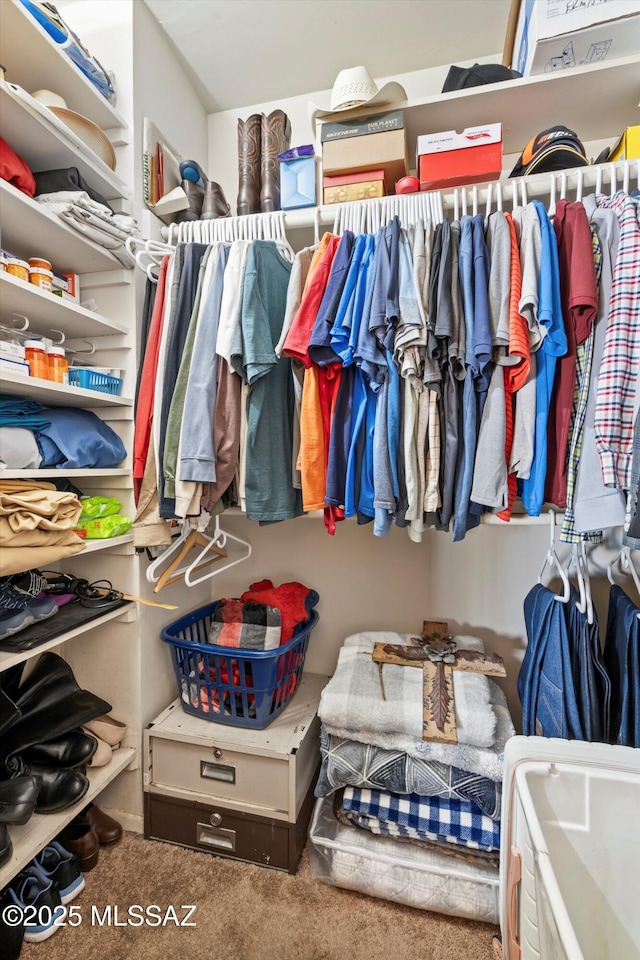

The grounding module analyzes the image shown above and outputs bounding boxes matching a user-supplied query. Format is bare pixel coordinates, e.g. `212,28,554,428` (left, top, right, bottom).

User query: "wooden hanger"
153,529,227,593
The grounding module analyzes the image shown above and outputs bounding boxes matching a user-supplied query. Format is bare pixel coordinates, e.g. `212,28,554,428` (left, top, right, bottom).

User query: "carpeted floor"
32,832,498,960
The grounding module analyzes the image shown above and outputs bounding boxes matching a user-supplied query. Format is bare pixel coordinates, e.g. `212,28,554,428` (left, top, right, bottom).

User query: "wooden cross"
372,620,506,744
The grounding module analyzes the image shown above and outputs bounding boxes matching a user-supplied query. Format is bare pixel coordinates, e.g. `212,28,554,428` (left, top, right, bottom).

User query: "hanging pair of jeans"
567,598,611,743
604,584,640,748
520,583,583,739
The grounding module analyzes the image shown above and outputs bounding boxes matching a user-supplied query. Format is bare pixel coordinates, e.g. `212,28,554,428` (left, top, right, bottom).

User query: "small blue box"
280,156,316,210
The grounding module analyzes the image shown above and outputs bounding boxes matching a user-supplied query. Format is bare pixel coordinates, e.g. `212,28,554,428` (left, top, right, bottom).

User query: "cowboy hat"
30,89,116,171
308,66,407,124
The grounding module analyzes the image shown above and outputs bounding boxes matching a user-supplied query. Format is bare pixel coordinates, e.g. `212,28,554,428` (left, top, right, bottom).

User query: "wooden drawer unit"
144,673,328,872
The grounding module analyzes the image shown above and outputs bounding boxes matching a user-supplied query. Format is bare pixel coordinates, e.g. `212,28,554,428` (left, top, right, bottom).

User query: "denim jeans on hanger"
520,583,583,739
604,584,640,748
567,594,610,743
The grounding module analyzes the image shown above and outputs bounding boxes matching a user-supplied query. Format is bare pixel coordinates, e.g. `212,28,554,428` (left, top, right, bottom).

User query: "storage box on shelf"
144,674,328,874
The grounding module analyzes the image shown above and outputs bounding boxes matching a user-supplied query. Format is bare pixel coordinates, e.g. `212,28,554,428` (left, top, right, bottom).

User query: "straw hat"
308,66,407,124
31,89,116,171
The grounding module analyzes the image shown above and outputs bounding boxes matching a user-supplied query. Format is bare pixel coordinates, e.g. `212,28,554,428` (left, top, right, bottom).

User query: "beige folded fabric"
0,479,86,573
0,540,85,576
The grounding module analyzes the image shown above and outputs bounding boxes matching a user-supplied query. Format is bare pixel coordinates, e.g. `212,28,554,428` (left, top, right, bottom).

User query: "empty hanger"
184,516,252,586
608,545,640,617
152,526,227,593
539,510,571,602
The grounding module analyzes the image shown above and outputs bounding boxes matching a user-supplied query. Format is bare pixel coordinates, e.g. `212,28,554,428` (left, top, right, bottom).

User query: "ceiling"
143,0,513,114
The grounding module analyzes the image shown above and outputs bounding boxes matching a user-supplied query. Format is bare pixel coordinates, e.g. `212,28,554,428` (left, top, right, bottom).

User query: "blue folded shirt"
35,408,126,469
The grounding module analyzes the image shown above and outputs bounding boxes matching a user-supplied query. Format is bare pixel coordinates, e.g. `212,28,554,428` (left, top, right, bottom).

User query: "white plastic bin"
500,737,640,959
309,795,499,923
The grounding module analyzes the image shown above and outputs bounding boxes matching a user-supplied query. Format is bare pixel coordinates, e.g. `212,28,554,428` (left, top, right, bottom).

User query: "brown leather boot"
201,181,231,219
237,113,262,216
260,109,291,213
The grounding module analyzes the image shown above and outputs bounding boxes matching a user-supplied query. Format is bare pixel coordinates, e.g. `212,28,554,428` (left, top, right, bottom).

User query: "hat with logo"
442,63,521,93
509,125,588,178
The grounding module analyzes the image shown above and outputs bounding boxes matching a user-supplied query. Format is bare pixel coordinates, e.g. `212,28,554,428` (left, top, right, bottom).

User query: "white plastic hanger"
567,541,594,624
608,545,640,616
548,174,557,217
496,181,503,212
184,516,252,586
539,510,571,602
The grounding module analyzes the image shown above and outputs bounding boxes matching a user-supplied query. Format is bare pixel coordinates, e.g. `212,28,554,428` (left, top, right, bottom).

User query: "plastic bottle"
47,345,69,384
24,339,48,379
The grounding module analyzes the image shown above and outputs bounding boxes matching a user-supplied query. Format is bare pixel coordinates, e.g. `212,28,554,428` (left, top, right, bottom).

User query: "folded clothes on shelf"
34,167,114,211
35,190,138,267
0,480,85,575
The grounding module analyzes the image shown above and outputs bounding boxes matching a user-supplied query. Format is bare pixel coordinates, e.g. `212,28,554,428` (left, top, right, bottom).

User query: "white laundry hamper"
500,736,640,960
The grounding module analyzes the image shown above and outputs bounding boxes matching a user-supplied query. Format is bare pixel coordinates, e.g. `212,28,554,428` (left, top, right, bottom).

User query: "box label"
321,110,405,143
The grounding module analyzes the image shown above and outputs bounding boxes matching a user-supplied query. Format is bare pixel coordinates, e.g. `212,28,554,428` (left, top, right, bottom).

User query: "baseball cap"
442,63,521,93
510,125,589,178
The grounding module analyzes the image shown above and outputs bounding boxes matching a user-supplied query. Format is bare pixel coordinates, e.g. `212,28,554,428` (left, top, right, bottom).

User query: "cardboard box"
323,168,385,203
609,125,640,162
320,110,405,144
280,156,316,210
511,0,640,77
0,340,26,361
417,124,503,190
321,113,408,194
0,357,30,376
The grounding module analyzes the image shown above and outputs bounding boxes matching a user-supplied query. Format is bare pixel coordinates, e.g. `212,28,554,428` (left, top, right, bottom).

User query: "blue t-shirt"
521,200,568,516
308,231,354,366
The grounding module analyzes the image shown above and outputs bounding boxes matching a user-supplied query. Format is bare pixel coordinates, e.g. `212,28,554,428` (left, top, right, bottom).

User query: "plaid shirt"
594,192,640,490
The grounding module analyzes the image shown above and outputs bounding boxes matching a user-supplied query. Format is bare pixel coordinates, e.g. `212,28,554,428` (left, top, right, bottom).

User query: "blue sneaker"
9,865,63,942
33,841,85,904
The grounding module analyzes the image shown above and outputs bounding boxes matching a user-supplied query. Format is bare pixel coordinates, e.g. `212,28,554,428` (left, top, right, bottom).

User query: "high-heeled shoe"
178,179,204,220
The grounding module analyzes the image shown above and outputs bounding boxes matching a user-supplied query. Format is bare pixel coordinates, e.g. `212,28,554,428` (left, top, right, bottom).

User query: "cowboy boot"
260,109,292,213
237,114,262,216
201,181,231,220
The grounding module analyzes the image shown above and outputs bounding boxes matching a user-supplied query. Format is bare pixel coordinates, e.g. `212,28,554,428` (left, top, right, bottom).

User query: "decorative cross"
372,620,506,744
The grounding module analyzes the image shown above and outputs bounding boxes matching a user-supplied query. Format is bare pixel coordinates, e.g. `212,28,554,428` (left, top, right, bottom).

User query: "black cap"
442,63,521,93
510,125,589,178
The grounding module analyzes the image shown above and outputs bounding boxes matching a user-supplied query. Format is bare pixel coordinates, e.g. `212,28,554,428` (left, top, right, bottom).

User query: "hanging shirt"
521,201,568,517
573,196,625,533
545,200,598,508
282,235,339,366
593,191,640,490
308,231,354,366
241,241,300,522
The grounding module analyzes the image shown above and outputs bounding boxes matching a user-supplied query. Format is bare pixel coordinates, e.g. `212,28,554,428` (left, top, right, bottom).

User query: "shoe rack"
0,0,137,888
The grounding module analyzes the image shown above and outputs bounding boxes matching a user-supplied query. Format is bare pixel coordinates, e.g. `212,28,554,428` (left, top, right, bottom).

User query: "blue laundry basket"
161,602,318,729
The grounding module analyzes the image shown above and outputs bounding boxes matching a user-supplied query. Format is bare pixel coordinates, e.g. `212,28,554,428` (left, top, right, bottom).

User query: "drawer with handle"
145,792,292,871
150,737,290,812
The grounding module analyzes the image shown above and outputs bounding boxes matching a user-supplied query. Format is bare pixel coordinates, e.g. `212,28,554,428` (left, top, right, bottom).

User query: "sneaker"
33,841,85,904
0,591,58,641
9,865,63,942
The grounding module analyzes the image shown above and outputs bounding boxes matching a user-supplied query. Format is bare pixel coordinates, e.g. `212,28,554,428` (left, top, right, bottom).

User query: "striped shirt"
594,192,640,490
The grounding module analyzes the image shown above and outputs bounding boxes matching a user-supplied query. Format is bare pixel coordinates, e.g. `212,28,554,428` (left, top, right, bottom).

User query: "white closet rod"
157,158,639,250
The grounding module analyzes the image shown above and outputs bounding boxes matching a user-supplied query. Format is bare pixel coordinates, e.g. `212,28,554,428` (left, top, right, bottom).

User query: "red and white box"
417,124,503,191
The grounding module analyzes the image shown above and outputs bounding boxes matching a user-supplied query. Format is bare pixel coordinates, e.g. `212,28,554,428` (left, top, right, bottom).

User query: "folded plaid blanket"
341,787,501,852
207,599,281,650
317,725,501,819
318,632,496,749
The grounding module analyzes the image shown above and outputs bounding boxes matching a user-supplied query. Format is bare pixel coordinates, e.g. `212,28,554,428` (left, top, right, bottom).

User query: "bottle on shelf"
47,345,69,384
24,338,48,379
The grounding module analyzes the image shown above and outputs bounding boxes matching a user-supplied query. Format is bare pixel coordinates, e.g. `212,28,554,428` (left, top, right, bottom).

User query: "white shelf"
80,533,134,554
402,55,640,157
0,747,136,887
0,603,135,672
0,272,128,338
0,181,123,274
0,370,131,408
0,0,128,132
0,468,130,478
0,81,128,202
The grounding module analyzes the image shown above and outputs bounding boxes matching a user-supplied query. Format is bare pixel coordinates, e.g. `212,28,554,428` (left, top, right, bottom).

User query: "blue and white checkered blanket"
341,787,501,852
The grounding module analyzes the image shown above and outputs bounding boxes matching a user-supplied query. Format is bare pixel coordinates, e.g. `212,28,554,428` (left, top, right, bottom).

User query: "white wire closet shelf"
159,158,640,249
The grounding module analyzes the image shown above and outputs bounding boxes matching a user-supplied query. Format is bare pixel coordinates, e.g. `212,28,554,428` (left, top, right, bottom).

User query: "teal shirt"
241,241,302,522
